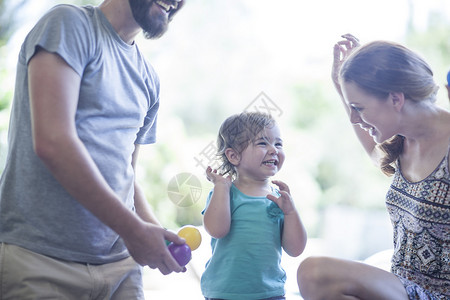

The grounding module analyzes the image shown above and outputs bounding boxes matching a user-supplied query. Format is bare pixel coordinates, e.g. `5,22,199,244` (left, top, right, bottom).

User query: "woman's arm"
333,34,378,161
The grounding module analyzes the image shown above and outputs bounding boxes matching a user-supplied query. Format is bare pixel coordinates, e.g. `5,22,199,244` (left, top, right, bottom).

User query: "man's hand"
123,222,186,275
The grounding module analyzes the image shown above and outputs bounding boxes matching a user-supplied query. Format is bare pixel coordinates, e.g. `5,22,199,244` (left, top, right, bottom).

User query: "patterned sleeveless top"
386,143,450,298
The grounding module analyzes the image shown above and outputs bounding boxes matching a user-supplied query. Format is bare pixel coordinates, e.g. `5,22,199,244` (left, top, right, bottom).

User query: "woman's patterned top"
386,144,450,298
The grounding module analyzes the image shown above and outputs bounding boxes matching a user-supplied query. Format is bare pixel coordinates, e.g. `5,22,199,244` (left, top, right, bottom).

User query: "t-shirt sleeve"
22,5,93,76
135,102,159,145
135,63,161,145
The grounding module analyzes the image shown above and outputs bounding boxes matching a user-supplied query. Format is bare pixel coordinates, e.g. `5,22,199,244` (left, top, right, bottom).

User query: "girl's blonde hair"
340,41,439,176
216,111,276,177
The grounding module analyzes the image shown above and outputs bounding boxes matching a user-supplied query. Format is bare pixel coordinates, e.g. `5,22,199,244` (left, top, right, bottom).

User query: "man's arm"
132,144,161,225
28,49,184,274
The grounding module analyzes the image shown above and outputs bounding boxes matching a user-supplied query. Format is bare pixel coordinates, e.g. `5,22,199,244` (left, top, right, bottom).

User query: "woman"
297,34,450,299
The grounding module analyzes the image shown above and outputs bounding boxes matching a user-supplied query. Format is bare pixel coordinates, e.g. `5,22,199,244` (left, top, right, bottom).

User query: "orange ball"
177,225,202,251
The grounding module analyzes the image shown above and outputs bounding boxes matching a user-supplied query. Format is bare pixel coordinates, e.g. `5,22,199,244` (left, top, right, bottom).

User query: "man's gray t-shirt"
0,5,160,264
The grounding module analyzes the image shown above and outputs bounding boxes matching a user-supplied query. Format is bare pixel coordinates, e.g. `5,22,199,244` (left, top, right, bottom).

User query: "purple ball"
168,243,192,266
447,70,450,85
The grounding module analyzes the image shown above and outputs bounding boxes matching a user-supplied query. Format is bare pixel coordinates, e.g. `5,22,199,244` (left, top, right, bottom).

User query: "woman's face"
341,81,400,143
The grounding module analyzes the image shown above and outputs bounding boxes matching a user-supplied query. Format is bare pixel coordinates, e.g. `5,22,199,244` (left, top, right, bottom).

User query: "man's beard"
129,0,168,40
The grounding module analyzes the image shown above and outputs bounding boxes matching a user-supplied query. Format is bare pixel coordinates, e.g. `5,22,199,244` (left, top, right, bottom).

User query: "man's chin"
141,13,169,39
143,26,168,39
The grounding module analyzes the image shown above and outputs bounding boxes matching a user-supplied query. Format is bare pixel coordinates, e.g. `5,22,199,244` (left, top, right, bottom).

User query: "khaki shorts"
0,243,144,300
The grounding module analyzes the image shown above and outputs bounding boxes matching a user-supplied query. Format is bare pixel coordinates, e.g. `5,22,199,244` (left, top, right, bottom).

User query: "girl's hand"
266,180,296,215
332,33,360,95
206,166,232,187
269,180,307,257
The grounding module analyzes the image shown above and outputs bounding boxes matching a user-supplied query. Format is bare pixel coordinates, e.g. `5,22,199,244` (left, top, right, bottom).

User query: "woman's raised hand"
332,34,360,95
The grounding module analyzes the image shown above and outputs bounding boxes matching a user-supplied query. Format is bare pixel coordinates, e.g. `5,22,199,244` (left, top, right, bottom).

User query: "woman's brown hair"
340,41,438,175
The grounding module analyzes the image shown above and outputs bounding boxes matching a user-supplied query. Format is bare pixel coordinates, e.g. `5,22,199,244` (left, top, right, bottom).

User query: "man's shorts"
0,243,144,300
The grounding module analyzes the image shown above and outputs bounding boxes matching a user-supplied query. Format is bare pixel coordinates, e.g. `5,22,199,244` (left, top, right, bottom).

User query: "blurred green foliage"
0,0,27,47
406,11,450,89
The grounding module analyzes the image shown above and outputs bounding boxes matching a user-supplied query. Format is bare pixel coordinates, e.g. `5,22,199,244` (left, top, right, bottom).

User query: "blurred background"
1,0,449,298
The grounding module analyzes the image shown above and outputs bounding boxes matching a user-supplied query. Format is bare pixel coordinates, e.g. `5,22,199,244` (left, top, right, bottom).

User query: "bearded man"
0,0,186,298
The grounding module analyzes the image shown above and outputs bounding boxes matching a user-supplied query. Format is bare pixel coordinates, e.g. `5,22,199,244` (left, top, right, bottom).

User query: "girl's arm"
267,180,307,257
203,167,232,239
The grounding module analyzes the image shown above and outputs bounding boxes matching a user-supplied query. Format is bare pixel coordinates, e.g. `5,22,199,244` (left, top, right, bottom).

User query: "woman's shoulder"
433,113,450,179
434,108,450,151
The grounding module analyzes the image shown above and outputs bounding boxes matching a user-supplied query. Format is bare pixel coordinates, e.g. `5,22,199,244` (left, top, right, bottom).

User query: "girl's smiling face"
342,81,400,144
235,124,285,181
